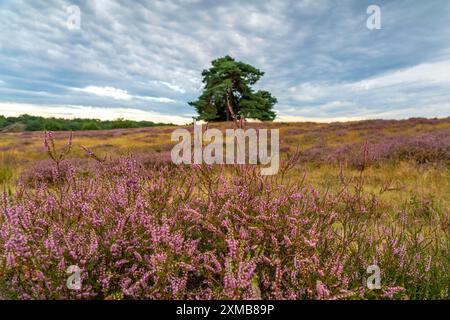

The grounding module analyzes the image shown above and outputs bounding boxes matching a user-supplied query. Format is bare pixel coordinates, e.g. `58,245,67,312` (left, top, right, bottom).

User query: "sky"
1,0,450,124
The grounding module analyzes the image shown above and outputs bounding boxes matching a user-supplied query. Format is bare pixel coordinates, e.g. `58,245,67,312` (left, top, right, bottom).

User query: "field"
0,117,449,299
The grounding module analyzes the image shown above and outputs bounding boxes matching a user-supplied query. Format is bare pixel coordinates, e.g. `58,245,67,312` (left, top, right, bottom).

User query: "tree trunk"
226,89,236,121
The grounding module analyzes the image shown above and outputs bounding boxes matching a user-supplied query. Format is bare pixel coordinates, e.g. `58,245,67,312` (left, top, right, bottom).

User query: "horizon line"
1,102,449,126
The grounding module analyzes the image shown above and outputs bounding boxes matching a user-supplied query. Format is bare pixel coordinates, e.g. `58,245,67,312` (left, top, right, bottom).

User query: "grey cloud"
0,0,449,121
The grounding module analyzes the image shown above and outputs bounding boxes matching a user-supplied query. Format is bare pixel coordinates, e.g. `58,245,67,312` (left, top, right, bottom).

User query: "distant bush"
0,114,173,132
81,122,100,131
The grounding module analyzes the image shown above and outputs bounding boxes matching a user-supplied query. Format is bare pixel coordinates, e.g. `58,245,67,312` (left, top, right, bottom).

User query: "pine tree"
189,56,277,121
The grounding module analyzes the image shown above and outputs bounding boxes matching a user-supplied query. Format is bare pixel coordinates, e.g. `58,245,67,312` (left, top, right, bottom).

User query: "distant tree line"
0,114,173,132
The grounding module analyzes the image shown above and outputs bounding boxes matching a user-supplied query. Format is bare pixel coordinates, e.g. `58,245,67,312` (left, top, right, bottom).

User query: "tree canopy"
189,56,277,121
0,114,173,132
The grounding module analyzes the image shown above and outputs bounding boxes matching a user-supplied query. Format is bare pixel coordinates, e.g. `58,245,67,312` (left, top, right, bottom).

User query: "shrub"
0,133,447,299
301,130,450,168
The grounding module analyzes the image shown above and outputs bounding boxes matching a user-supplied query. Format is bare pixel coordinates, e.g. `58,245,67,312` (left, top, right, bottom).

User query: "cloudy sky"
1,0,450,124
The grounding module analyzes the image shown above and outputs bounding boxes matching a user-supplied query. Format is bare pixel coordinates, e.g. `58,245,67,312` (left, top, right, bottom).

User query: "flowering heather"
302,130,450,168
19,157,93,185
0,132,448,300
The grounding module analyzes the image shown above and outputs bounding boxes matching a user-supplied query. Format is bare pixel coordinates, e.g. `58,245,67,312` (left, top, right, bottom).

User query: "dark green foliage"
189,56,277,121
0,114,173,132
0,116,7,129
239,90,277,121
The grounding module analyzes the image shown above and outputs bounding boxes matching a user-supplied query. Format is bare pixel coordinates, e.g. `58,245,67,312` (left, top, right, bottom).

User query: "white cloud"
73,86,132,100
137,96,177,103
351,60,450,91
283,59,450,119
276,103,450,123
288,83,328,102
276,115,366,123
289,60,450,103
1,1,450,121
72,86,177,103
153,81,186,94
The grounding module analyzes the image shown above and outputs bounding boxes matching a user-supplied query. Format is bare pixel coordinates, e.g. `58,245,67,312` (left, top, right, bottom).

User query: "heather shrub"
285,128,306,135
19,157,93,185
302,130,450,168
0,132,448,300
133,151,173,168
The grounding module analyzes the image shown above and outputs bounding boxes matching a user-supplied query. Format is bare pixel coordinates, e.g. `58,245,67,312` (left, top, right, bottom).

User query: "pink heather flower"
110,244,119,256
43,131,53,150
291,193,302,200
315,281,330,300
425,256,432,272
226,239,238,258
115,259,129,267
239,228,249,239
133,251,143,262
304,238,317,248
382,286,406,299
36,271,45,281
283,235,292,246
221,219,230,228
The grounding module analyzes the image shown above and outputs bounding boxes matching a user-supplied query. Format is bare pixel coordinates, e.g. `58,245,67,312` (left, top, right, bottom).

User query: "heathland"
0,117,448,299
